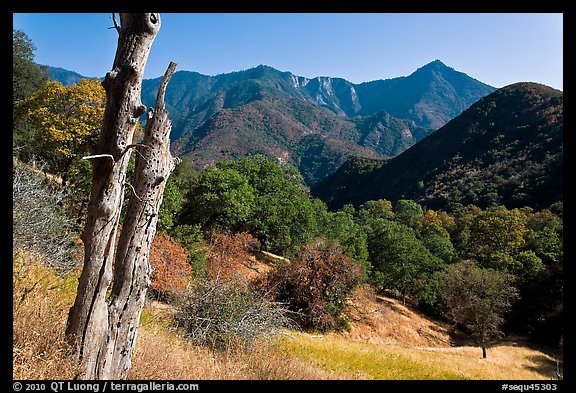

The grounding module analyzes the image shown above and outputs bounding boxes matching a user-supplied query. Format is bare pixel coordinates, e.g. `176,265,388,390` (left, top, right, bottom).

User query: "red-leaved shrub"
207,232,262,286
149,233,191,300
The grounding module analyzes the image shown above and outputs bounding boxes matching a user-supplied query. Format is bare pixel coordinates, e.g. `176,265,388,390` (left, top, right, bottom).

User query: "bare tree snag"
65,13,171,379
96,61,178,379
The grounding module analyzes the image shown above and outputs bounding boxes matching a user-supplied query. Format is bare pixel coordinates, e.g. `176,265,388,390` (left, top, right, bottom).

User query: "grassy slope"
277,284,561,380
279,333,560,380
13,252,561,380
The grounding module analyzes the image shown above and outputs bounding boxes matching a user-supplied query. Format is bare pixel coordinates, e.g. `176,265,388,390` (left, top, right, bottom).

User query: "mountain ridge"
47,60,496,184
312,82,563,211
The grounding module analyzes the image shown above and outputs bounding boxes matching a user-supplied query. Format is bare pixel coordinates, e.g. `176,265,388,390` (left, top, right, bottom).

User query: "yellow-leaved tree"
22,78,106,186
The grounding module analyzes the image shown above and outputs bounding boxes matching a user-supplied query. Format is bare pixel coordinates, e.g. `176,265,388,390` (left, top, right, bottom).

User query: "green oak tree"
439,260,519,358
394,199,424,229
367,219,444,305
183,166,256,232
466,205,543,278
318,204,371,277
181,155,325,256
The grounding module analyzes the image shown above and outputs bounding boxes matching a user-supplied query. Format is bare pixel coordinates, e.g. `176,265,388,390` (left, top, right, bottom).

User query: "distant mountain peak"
428,59,447,67
415,59,453,73
254,64,275,71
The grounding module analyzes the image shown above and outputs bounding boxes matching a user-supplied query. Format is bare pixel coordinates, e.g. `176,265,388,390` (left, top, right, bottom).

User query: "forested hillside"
314,82,563,212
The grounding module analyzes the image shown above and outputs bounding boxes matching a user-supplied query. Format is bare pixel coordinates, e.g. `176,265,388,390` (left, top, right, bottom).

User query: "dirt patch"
208,252,272,286
333,284,453,348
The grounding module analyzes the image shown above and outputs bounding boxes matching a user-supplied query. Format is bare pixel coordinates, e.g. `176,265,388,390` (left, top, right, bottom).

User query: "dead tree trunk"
96,61,178,379
65,13,171,379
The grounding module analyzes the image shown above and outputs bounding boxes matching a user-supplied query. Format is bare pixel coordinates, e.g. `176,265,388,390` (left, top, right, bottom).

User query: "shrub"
12,158,79,273
149,233,192,301
206,231,261,286
175,278,293,351
170,224,209,279
258,238,362,332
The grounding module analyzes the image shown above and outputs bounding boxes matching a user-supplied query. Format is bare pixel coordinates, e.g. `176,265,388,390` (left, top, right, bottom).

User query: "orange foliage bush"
206,232,262,285
149,233,192,300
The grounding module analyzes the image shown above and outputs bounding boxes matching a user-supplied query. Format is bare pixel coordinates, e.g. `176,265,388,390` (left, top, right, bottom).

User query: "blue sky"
13,13,563,90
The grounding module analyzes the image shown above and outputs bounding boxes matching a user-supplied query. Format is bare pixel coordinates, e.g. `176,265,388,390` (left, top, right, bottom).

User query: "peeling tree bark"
65,13,177,379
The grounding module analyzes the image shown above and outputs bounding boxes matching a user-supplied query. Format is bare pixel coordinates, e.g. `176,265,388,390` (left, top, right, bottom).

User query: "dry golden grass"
13,251,79,379
407,343,562,380
13,251,562,381
278,332,562,380
129,324,340,380
338,284,453,348
132,302,340,380
12,253,333,380
278,332,462,380
285,285,561,380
